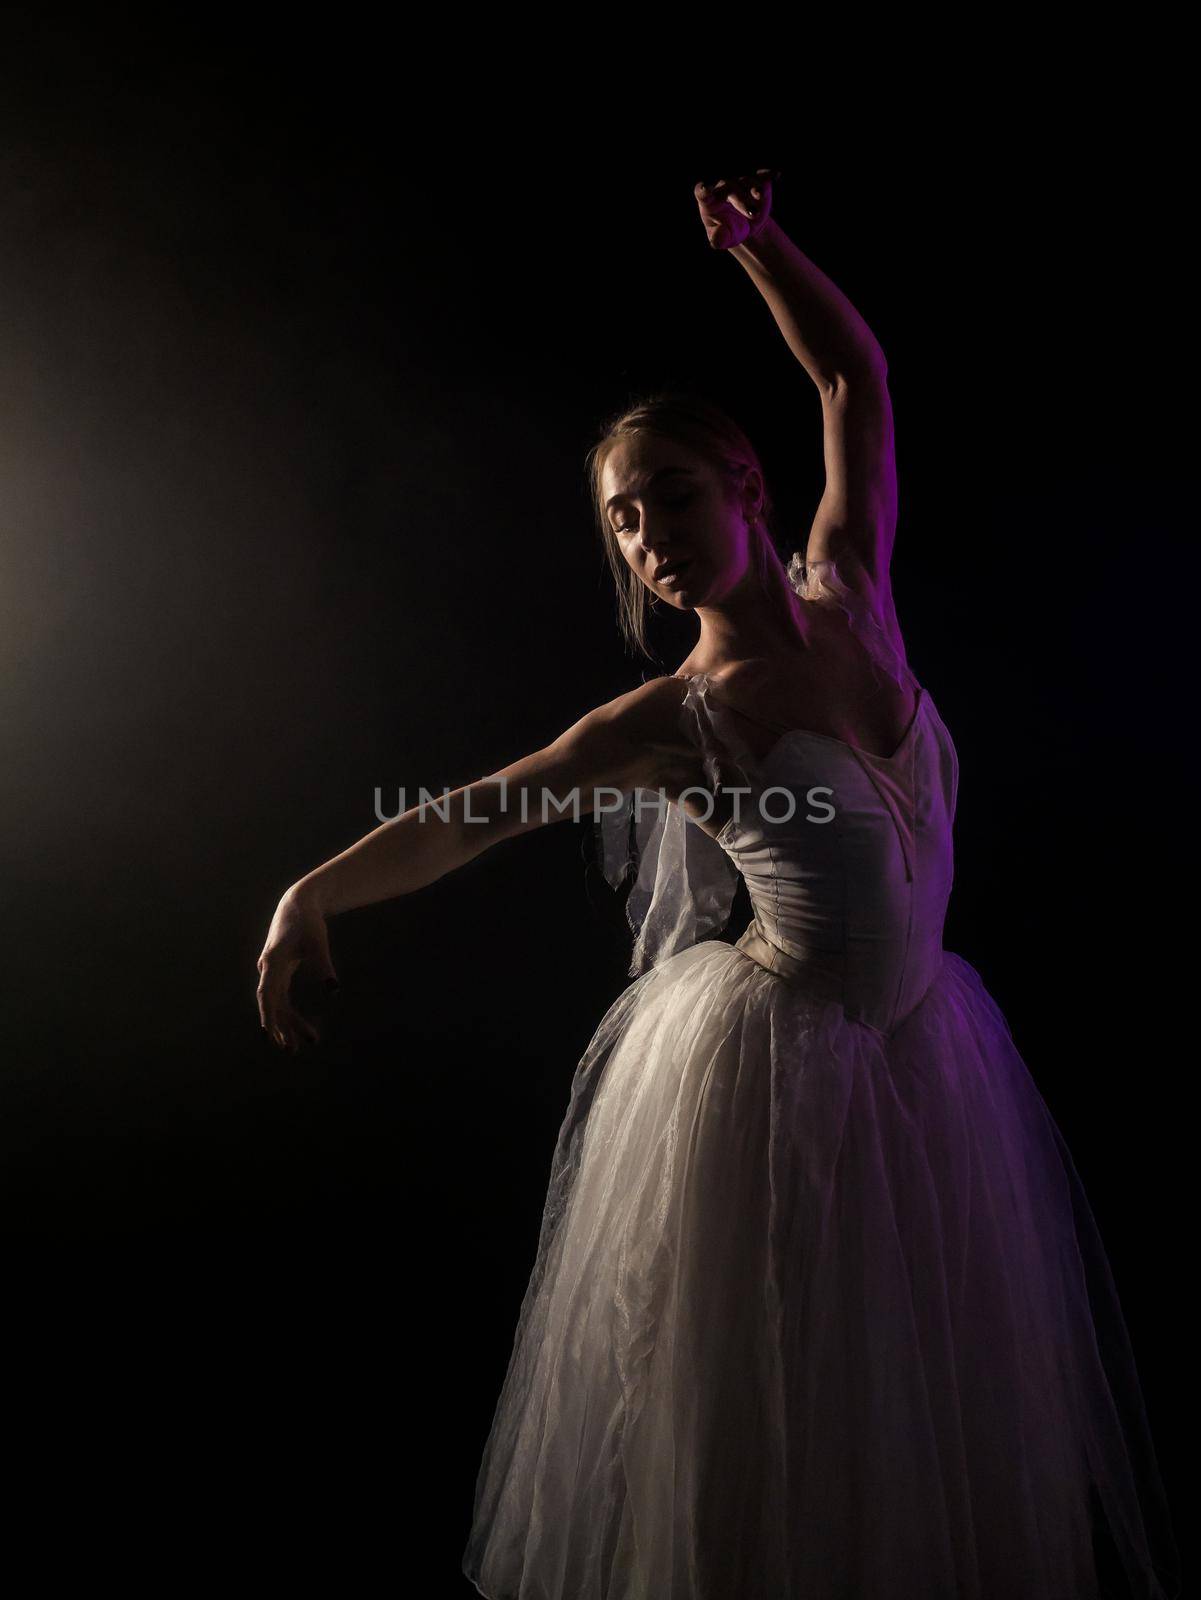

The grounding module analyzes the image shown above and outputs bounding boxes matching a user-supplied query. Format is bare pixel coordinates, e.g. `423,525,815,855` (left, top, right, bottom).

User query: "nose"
637,512,681,558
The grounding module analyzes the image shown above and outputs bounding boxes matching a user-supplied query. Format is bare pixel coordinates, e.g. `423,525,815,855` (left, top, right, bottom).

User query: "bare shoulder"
475,674,700,811
554,673,701,795
583,672,692,740
450,675,705,856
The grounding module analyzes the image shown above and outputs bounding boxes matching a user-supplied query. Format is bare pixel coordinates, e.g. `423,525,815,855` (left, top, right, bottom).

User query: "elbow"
823,347,889,397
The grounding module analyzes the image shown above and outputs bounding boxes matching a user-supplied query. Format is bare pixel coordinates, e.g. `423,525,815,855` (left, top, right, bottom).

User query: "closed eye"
613,493,693,535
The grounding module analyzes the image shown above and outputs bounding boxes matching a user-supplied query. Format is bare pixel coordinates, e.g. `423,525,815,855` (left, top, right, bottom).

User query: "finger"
257,957,297,1016
700,172,779,198
273,1020,301,1055
280,1002,321,1048
261,992,311,1052
699,176,762,226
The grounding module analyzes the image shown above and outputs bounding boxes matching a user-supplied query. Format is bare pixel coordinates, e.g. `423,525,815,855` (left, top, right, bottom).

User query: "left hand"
256,885,338,1054
694,168,781,251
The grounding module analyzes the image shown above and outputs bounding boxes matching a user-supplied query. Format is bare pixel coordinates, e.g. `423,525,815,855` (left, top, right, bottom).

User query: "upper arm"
806,371,899,612
451,678,699,857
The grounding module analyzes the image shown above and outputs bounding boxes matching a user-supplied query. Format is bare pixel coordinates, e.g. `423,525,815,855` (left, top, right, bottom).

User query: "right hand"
256,886,339,1054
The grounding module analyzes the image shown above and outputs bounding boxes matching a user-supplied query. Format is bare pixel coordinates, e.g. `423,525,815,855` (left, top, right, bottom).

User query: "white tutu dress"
462,564,1180,1600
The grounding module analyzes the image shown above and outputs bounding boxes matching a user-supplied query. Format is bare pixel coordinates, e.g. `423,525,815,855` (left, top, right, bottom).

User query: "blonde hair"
585,389,801,658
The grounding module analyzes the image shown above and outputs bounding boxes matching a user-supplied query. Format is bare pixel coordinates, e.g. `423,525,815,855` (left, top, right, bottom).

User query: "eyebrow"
604,466,694,514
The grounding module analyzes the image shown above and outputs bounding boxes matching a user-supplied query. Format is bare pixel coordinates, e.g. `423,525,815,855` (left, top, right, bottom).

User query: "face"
600,433,761,610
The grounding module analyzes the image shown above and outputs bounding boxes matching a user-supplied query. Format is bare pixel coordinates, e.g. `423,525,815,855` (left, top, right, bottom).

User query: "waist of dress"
732,920,845,1003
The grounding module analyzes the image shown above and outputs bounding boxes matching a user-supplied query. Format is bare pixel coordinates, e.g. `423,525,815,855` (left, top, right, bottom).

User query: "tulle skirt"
462,941,1180,1600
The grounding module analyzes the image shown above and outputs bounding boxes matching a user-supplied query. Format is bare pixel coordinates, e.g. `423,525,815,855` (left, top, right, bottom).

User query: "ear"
741,466,765,521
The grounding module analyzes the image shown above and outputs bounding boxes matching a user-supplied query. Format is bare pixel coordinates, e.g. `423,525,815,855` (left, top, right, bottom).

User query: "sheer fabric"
785,551,910,692
464,945,1179,1599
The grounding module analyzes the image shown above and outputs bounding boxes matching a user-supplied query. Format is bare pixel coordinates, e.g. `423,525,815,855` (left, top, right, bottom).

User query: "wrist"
728,215,788,269
286,874,329,917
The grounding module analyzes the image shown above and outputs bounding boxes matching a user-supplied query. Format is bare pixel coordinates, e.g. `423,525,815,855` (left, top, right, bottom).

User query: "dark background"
0,19,1191,1594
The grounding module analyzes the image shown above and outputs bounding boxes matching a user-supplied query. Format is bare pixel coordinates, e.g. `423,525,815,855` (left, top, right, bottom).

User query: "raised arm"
700,188,886,388
696,174,900,644
255,676,699,1051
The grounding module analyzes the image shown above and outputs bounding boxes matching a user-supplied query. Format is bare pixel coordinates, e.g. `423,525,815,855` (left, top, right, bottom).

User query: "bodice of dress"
596,670,961,1037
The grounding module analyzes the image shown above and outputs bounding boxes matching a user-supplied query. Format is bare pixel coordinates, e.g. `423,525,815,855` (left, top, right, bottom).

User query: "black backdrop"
0,21,1191,1595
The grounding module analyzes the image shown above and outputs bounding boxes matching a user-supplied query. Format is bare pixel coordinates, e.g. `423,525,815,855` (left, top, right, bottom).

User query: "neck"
687,573,812,673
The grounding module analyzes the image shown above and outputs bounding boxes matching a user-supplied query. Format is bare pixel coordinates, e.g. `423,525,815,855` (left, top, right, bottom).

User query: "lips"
654,559,693,582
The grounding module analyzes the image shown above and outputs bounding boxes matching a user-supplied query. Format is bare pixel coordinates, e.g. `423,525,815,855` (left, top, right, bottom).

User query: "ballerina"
256,169,1180,1600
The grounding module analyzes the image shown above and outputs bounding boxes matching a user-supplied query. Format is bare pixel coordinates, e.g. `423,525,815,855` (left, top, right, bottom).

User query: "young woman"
256,172,1180,1599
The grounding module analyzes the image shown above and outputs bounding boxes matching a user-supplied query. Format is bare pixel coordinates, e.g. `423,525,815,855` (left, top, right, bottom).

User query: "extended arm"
256,676,700,1050
287,677,695,918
